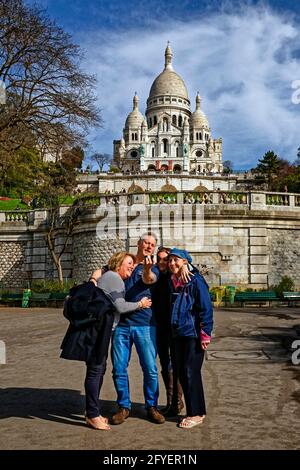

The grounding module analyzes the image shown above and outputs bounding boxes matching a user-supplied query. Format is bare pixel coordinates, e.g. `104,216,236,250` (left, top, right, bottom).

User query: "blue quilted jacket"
169,273,213,338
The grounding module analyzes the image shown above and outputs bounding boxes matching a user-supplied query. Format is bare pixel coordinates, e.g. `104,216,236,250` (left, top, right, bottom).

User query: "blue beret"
169,248,192,264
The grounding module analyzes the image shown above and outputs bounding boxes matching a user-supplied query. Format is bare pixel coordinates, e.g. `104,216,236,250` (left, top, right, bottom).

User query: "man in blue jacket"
111,233,165,425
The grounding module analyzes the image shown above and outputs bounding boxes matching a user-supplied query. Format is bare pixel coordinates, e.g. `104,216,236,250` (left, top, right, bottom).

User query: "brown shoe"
111,407,130,425
147,407,165,424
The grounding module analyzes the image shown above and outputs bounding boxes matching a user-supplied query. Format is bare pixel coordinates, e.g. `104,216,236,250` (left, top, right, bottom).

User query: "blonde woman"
61,252,151,430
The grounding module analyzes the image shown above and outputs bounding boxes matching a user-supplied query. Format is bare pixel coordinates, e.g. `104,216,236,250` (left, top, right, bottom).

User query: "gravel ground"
0,306,300,450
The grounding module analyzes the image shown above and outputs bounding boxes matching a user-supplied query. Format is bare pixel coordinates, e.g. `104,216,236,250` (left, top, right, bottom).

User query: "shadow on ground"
0,387,153,426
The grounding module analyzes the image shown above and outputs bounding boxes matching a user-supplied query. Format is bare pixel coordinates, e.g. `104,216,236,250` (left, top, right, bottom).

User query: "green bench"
0,293,23,306
282,292,300,307
234,291,278,307
49,292,68,307
29,292,52,306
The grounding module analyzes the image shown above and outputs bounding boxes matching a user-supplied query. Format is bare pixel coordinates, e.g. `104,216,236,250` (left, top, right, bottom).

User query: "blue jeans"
111,325,159,409
85,355,107,418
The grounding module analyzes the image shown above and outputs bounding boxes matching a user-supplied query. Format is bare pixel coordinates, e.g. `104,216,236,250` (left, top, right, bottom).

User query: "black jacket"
60,281,114,365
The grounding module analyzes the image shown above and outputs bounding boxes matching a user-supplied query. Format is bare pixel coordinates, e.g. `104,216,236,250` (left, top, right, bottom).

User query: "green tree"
222,160,233,175
255,151,281,190
0,147,46,197
294,147,300,167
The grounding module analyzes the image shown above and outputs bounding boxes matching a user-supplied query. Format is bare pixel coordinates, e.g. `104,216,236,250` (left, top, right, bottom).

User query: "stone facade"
72,232,125,283
268,229,300,287
113,45,223,175
98,174,237,193
0,241,27,288
1,192,300,289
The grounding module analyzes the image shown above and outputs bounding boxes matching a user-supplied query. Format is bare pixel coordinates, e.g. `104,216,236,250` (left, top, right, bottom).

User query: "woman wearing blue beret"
168,248,213,429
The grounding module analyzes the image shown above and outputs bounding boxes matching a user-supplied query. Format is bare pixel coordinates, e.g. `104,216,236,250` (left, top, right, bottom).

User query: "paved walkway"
0,306,300,450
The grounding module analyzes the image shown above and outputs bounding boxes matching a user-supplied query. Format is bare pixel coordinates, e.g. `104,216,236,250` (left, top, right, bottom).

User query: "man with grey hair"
110,232,166,425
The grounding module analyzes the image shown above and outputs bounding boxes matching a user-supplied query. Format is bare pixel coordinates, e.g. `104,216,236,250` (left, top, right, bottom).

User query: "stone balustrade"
0,190,300,226
4,211,29,223
1,189,300,290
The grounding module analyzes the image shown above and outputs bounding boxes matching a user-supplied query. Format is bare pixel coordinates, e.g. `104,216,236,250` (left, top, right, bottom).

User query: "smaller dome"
125,93,145,128
128,183,144,193
160,184,177,192
191,93,209,128
193,185,209,192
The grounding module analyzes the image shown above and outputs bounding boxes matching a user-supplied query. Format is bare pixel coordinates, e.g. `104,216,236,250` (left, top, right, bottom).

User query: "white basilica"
113,44,223,175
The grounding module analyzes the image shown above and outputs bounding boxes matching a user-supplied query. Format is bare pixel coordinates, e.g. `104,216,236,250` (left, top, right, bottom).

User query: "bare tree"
88,152,111,171
46,200,79,286
0,0,101,157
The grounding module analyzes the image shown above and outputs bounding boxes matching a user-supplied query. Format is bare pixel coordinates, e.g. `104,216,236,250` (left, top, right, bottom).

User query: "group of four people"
60,233,213,430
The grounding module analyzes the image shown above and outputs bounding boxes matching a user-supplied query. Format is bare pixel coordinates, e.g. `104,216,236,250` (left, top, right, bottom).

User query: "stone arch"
128,183,144,194
193,185,209,192
173,164,182,173
160,164,169,171
147,164,156,171
160,184,177,192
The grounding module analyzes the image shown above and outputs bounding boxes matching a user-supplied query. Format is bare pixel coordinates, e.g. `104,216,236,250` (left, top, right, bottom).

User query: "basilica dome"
191,93,209,128
148,45,189,101
149,70,189,100
125,93,145,128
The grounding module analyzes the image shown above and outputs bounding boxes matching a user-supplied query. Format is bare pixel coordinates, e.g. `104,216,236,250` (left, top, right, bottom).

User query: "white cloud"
83,5,300,167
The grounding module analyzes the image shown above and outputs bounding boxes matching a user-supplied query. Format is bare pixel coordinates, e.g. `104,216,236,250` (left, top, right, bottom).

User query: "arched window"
175,140,179,158
172,115,177,126
149,118,152,128
151,140,155,158
163,138,168,154
199,132,202,140
178,115,183,127
173,164,182,173
154,116,157,125
131,133,134,140
135,133,138,140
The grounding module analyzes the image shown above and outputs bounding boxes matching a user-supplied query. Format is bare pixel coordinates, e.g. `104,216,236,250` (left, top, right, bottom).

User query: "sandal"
86,416,111,431
178,416,205,429
84,412,108,424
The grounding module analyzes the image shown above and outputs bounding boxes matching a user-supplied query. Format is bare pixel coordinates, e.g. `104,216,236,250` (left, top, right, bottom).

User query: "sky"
27,0,300,169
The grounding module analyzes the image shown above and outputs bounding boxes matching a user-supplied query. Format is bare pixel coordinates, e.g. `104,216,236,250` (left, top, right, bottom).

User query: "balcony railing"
1,191,300,226
266,194,290,206
149,193,177,204
184,192,213,204
5,211,29,222
218,192,248,204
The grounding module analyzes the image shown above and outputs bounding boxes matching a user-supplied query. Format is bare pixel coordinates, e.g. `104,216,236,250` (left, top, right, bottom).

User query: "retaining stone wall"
268,229,300,287
72,232,126,282
0,241,27,288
